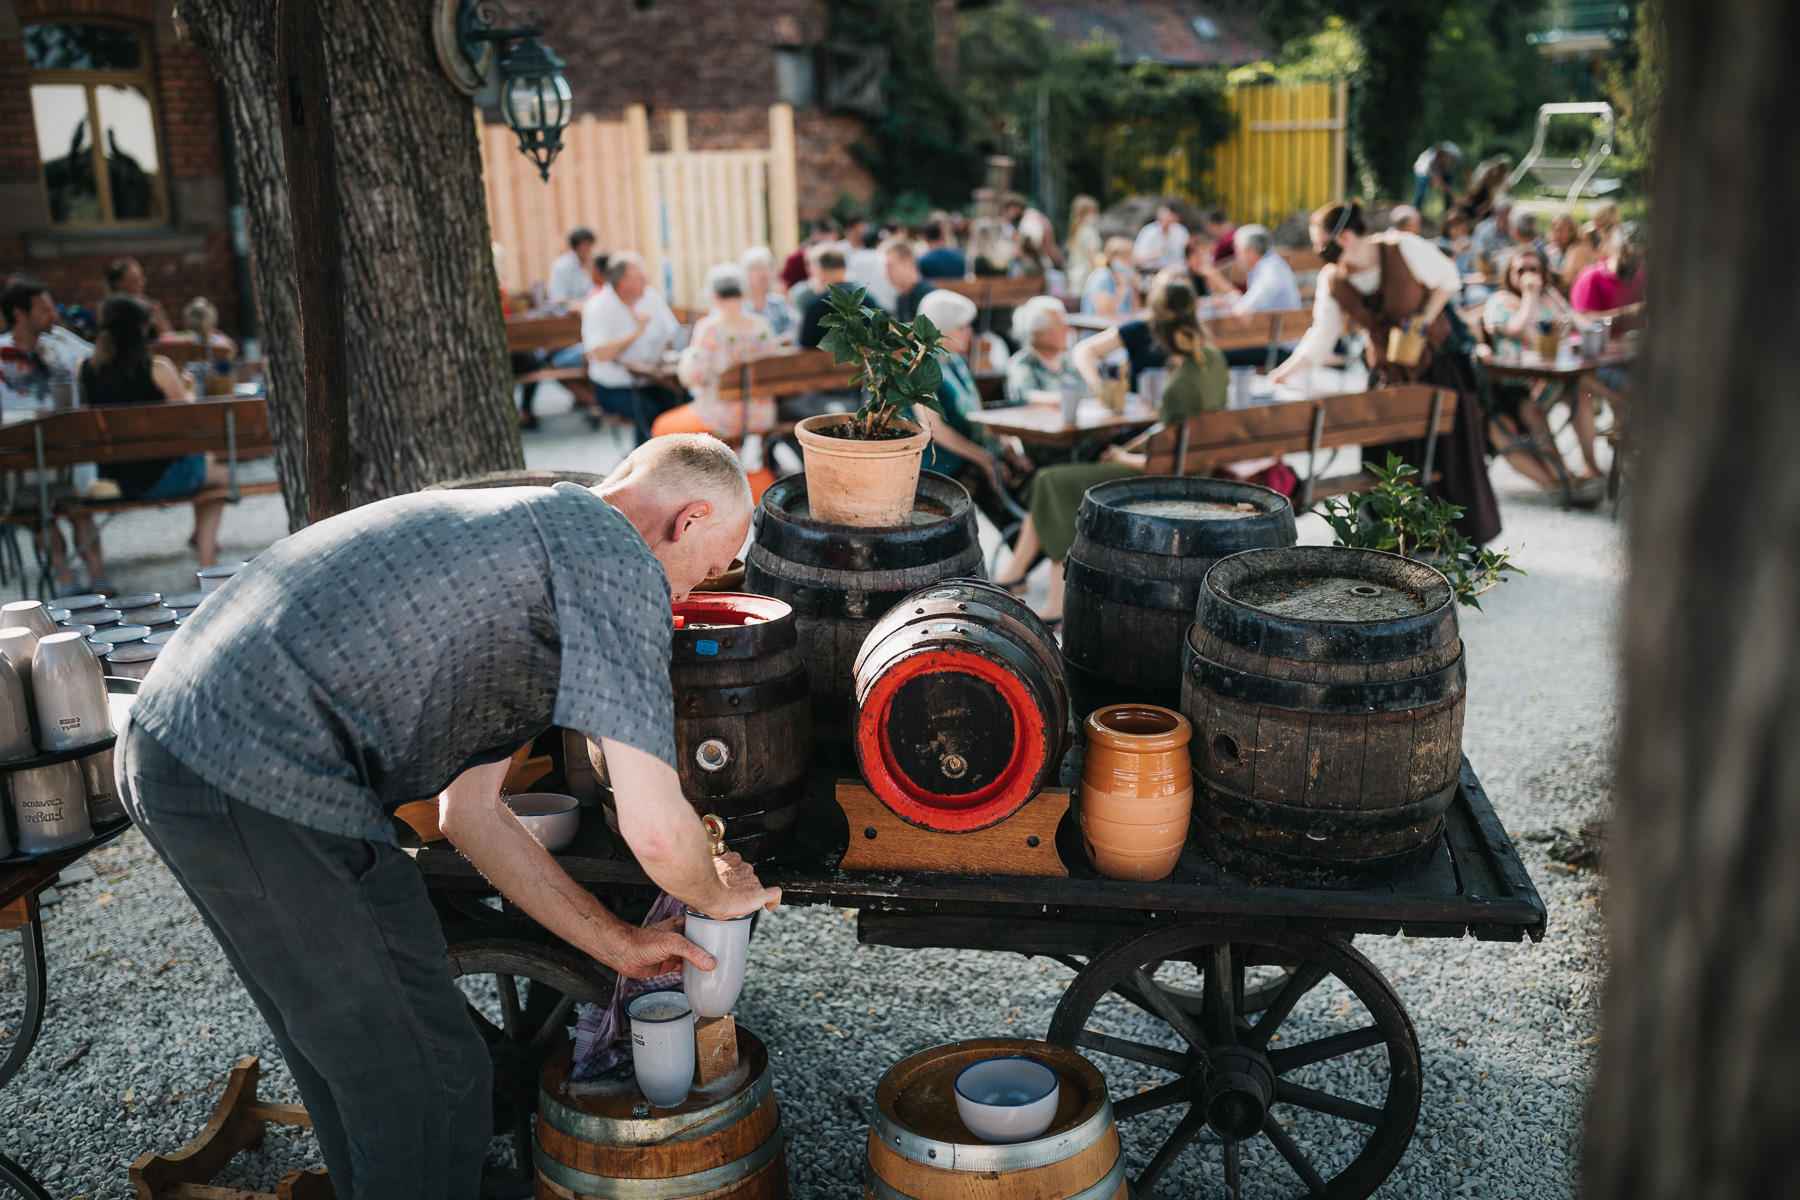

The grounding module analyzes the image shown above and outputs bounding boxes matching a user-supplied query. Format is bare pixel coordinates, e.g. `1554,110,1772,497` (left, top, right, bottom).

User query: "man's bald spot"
603,434,752,520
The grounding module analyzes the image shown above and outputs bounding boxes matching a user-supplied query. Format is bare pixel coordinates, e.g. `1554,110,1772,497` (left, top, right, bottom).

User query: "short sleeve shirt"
132,483,676,842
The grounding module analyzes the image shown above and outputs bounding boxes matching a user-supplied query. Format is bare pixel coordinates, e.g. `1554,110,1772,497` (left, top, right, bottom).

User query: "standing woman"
1268,201,1501,544
80,296,233,566
994,273,1228,624
1064,195,1103,297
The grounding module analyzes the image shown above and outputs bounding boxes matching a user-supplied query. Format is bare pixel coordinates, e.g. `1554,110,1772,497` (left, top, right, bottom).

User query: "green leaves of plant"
812,285,951,435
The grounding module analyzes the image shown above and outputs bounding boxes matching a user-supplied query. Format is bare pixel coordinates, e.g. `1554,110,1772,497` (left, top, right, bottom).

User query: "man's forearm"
586,328,640,364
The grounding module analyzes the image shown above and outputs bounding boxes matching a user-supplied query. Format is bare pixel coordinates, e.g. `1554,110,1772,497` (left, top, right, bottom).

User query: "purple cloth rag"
571,891,687,1081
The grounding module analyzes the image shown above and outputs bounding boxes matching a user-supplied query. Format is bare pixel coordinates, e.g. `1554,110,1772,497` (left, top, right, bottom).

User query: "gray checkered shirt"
132,483,675,841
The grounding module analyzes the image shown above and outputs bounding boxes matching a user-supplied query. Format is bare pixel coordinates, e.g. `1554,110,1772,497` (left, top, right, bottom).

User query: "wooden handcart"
409,748,1544,1200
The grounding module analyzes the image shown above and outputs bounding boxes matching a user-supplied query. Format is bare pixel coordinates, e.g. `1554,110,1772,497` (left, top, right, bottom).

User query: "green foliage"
1316,453,1524,608
815,287,948,440
1604,0,1663,191
825,0,982,211
1229,16,1363,86
1419,2,1553,169
957,2,1234,206
1343,0,1444,200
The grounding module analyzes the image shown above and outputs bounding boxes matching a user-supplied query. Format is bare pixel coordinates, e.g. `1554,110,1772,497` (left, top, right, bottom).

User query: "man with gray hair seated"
1004,295,1084,405
1189,223,1303,367
581,250,682,442
118,434,776,1188
1472,196,1515,265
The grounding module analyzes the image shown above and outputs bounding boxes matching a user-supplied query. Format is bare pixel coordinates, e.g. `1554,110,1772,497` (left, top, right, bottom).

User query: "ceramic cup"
196,563,247,593
0,651,35,762
144,629,178,646
116,606,177,630
56,594,109,613
9,760,92,853
1079,704,1194,882
0,627,38,740
32,631,111,752
164,591,208,613
682,910,755,1019
103,592,161,612
59,623,96,638
80,745,127,824
1,600,57,639
87,625,151,652
82,609,122,628
105,643,161,681
626,990,695,1108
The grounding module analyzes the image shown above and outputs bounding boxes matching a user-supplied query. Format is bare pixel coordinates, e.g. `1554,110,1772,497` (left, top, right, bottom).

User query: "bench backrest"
0,398,274,472
931,276,1046,310
1202,307,1314,354
716,349,861,402
505,313,582,355
1143,385,1457,477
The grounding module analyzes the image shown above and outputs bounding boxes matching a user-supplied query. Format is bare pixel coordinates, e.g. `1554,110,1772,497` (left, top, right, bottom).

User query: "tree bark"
1584,1,1800,1197
177,0,525,527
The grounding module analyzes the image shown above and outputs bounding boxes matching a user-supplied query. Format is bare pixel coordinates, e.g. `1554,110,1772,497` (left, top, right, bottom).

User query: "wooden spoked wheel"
449,939,615,1185
1047,924,1421,1200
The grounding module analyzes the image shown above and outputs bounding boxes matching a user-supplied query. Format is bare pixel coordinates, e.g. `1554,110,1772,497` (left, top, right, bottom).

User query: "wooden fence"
1203,82,1347,228
480,105,799,307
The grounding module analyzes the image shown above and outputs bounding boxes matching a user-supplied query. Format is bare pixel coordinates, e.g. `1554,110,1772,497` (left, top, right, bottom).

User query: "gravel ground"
1,381,1618,1197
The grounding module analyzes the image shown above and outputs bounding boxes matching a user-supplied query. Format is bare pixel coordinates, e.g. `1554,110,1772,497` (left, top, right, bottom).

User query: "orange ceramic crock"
1079,704,1194,881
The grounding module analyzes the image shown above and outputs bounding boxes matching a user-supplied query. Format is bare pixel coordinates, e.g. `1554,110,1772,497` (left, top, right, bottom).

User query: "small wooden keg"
590,593,810,863
534,1031,787,1200
853,580,1068,833
744,472,984,763
1061,476,1295,722
1181,546,1466,887
866,1039,1125,1200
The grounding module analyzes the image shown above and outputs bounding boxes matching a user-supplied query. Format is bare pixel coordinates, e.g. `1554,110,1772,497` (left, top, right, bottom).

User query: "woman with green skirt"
992,271,1228,625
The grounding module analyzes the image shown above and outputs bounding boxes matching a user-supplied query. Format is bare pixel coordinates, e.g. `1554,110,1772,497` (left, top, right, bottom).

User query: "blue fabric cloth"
917,247,967,279
131,482,677,842
921,352,992,477
136,453,208,501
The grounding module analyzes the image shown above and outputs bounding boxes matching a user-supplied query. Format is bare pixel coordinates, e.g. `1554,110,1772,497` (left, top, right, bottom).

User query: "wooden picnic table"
1485,340,1638,509
965,396,1157,452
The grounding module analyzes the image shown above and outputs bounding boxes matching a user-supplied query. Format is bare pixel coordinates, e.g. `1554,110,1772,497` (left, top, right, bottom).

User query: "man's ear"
669,499,713,542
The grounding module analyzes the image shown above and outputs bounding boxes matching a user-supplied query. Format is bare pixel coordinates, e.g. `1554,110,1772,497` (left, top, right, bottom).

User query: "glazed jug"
1079,704,1194,882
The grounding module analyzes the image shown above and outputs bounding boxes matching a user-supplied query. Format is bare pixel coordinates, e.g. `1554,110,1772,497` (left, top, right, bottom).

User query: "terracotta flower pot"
794,414,930,527
1079,704,1193,881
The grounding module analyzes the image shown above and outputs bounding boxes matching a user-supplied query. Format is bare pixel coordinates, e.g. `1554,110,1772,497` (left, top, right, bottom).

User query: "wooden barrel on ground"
854,580,1068,832
745,472,984,762
428,469,606,490
1181,546,1466,887
1062,476,1295,722
535,1030,787,1200
866,1038,1124,1200
589,593,810,863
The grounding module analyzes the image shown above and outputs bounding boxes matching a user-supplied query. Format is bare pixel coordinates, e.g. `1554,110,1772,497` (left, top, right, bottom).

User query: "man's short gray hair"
1235,224,1273,256
706,262,745,299
1014,295,1067,340
1613,221,1647,253
1512,211,1538,238
917,289,978,332
1492,196,1515,216
607,251,646,286
740,245,774,270
605,433,752,513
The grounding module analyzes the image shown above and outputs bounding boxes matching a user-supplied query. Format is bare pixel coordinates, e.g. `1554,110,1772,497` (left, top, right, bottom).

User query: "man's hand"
615,915,715,980
703,852,779,919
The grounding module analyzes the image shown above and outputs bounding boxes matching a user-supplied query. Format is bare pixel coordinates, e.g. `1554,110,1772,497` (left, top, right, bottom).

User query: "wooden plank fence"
480,104,799,307
1203,82,1347,228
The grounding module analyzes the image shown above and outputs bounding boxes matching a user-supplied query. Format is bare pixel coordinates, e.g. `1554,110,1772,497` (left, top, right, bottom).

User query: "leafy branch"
1315,452,1524,608
815,286,950,441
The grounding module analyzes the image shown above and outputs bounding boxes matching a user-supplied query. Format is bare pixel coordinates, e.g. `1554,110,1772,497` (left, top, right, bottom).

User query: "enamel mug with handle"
32,631,112,752
1,600,57,640
9,760,92,853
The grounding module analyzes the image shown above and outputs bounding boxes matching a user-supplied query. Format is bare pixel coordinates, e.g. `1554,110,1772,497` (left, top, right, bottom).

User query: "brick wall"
0,0,242,335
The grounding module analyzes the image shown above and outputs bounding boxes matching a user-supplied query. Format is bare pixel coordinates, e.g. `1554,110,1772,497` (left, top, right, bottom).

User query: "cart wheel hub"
1199,1045,1275,1141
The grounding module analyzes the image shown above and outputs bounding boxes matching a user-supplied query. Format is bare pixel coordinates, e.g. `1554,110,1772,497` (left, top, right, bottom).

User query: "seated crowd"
2,263,243,595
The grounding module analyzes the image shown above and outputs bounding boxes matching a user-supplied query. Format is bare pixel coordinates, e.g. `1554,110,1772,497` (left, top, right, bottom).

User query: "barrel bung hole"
1349,584,1381,597
1211,733,1240,768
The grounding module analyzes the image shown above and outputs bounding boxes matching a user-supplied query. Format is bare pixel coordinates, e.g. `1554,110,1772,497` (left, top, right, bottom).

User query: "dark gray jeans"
116,723,490,1198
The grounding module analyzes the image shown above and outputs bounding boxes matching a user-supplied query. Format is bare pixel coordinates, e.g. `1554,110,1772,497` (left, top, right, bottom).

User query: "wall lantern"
434,0,572,181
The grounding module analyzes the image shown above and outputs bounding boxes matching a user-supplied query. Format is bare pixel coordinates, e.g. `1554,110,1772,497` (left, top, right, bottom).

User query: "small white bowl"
954,1056,1061,1144
504,792,580,853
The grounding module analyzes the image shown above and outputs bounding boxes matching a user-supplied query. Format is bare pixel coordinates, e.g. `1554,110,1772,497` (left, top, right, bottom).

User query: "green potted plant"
1316,453,1524,607
797,287,948,526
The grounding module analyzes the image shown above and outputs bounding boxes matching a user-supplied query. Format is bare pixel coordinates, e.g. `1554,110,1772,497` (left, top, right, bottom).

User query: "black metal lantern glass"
498,37,571,181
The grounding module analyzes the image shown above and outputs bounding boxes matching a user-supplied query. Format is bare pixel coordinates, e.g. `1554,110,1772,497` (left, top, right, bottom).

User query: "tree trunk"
177,0,525,526
1584,1,1800,1197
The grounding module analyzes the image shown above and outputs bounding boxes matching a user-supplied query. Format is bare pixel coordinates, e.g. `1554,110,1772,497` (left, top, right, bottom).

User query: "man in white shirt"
581,252,681,443
1191,225,1305,367
546,227,598,308
845,227,897,313
1133,203,1189,271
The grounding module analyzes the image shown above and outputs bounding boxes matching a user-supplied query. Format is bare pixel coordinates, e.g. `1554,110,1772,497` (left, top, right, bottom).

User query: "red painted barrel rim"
673,593,790,628
857,647,1044,832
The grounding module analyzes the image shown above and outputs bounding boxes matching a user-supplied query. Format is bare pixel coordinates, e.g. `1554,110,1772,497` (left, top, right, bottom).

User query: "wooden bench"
1203,307,1315,365
932,277,1046,335
0,399,279,594
505,313,582,356
1142,385,1458,506
716,349,861,405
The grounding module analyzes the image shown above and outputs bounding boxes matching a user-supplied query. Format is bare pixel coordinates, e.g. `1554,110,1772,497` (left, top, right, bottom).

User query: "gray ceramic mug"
1,600,57,640
9,760,92,853
0,627,38,738
80,745,127,825
32,631,112,752
0,652,34,763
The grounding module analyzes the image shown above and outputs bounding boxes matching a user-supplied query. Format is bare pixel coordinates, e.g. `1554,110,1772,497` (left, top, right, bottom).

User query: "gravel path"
1,386,1617,1196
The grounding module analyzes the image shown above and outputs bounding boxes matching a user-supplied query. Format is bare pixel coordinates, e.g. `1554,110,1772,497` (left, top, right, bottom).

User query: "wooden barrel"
745,472,984,761
535,1031,787,1200
1062,476,1295,721
854,580,1067,832
866,1039,1125,1200
589,593,810,863
1181,546,1466,887
428,469,606,490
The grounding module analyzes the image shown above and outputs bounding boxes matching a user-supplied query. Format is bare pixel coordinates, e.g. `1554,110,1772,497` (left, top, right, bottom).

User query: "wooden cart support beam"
130,1056,331,1200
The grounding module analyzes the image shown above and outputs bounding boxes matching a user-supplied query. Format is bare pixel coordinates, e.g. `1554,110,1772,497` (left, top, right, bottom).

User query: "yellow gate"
1203,82,1347,227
